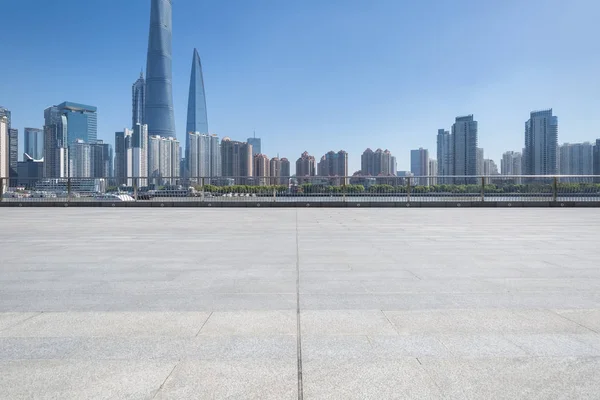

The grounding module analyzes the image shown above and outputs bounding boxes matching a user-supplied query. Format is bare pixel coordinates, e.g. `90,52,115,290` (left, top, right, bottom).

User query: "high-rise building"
253,154,270,185
410,148,429,185
130,124,149,186
220,138,253,184
501,151,522,183
24,128,44,160
90,140,112,179
69,140,91,178
145,0,176,139
428,159,438,186
281,158,291,184
436,129,453,182
43,106,69,178
114,129,133,185
185,49,209,177
451,115,478,183
524,109,558,175
148,135,180,184
56,102,98,144
558,142,594,175
296,151,316,180
483,159,499,183
132,72,146,128
0,117,8,184
8,128,18,184
594,139,600,179
317,150,348,180
247,136,262,157
17,154,44,187
361,148,395,176
270,157,282,185
476,148,484,176
187,133,220,182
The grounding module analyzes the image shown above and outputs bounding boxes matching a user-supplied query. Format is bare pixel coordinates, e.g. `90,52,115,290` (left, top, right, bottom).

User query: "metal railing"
1,175,600,205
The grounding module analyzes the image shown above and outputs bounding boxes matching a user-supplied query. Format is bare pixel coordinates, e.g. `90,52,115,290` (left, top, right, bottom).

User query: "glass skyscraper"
132,72,146,128
185,48,209,177
24,128,44,160
57,102,98,144
524,109,558,175
145,0,176,139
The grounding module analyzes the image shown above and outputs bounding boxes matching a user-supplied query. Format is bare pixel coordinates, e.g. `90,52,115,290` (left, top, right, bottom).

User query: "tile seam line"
152,363,178,399
195,311,213,337
0,311,44,333
549,310,600,335
295,209,304,400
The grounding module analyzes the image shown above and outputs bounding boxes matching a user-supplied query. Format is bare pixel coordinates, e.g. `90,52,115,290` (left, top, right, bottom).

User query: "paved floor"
0,209,599,399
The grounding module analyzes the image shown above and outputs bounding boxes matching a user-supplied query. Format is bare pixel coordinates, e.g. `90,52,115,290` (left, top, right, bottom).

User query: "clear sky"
1,0,599,172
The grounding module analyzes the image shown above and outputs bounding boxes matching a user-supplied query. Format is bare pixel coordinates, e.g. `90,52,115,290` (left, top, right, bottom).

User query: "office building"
281,158,291,184
558,142,594,175
8,128,18,184
185,49,209,177
436,129,453,181
0,117,8,183
247,136,262,157
129,124,149,186
17,154,44,186
451,115,478,183
69,140,91,178
132,72,145,128
253,154,270,185
148,135,180,184
24,128,44,160
55,102,97,144
187,133,220,182
476,148,484,176
43,106,69,178
410,148,429,185
145,0,176,138
524,109,558,175
90,140,112,179
220,138,252,184
296,151,316,180
114,129,133,185
361,148,395,176
428,159,438,186
594,139,600,179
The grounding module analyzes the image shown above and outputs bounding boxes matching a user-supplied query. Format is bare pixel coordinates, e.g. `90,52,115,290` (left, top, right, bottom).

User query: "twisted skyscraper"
185,49,210,175
145,0,176,139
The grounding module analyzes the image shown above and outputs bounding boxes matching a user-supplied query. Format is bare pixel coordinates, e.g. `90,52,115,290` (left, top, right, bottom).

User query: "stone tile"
0,312,211,337
384,309,588,334
154,360,297,400
0,312,39,331
302,358,444,399
555,309,600,332
0,338,80,360
199,311,296,335
506,334,600,357
302,336,373,360
0,360,176,400
421,357,600,400
369,335,451,358
438,334,529,357
301,310,398,335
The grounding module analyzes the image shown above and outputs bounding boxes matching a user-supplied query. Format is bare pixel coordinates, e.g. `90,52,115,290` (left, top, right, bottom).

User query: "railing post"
273,186,276,202
201,177,205,202
133,178,138,201
553,176,558,202
67,178,72,202
407,177,411,203
343,179,346,203
481,176,485,202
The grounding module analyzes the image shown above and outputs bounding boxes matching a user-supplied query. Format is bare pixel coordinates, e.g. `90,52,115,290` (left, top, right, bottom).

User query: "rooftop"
1,209,599,399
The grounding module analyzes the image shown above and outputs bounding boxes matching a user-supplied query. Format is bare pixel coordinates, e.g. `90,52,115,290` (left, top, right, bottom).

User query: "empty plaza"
1,209,599,399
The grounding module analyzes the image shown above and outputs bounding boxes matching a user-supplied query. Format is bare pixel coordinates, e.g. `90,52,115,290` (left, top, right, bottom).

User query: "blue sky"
1,0,600,172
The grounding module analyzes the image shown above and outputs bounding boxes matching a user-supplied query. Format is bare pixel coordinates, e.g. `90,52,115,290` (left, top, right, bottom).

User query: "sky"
1,0,600,173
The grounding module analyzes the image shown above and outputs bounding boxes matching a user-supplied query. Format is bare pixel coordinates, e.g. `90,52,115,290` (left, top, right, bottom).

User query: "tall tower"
145,0,176,139
524,109,558,175
132,71,146,128
185,48,209,176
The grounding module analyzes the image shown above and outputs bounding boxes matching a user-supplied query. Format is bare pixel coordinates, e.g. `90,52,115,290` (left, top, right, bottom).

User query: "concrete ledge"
1,201,600,208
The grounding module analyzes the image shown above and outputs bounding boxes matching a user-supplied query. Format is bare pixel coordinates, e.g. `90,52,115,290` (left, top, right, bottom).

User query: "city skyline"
2,1,600,172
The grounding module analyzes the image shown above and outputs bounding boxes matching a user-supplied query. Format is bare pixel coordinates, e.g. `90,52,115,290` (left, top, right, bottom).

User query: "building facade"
185,49,209,177
132,72,146,128
17,155,44,187
436,129,453,181
524,109,558,175
594,139,600,179
24,128,44,160
247,137,262,157
558,142,594,175
145,0,176,139
187,133,220,182
428,159,438,186
114,129,133,185
317,150,348,181
410,148,429,186
91,140,113,179
0,117,8,183
296,151,316,180
361,148,395,176
220,138,252,184
451,115,478,183
43,106,69,178
253,154,270,185
281,158,291,184
69,140,92,178
56,102,97,145
148,135,180,184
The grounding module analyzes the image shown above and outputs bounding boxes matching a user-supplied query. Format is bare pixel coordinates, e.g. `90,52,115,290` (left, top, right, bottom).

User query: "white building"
410,148,429,186
0,117,8,186
428,159,438,186
149,135,181,185
501,151,523,183
69,140,91,178
128,124,148,186
558,142,594,175
187,133,220,183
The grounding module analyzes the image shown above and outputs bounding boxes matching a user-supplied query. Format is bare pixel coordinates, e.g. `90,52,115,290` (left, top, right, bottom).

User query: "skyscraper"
524,109,558,175
148,135,180,184
501,151,522,183
69,140,92,178
0,117,8,182
361,148,395,176
130,124,149,186
436,129,453,184
476,148,484,176
187,133,220,181
132,72,146,128
247,136,262,157
56,102,98,145
410,148,429,186
594,139,600,180
8,128,18,184
24,128,44,160
428,159,438,185
43,106,69,178
253,154,270,185
220,138,253,184
145,0,176,139
558,142,594,175
90,140,113,179
296,151,316,180
114,129,133,185
451,115,478,183
281,158,291,184
185,49,209,176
